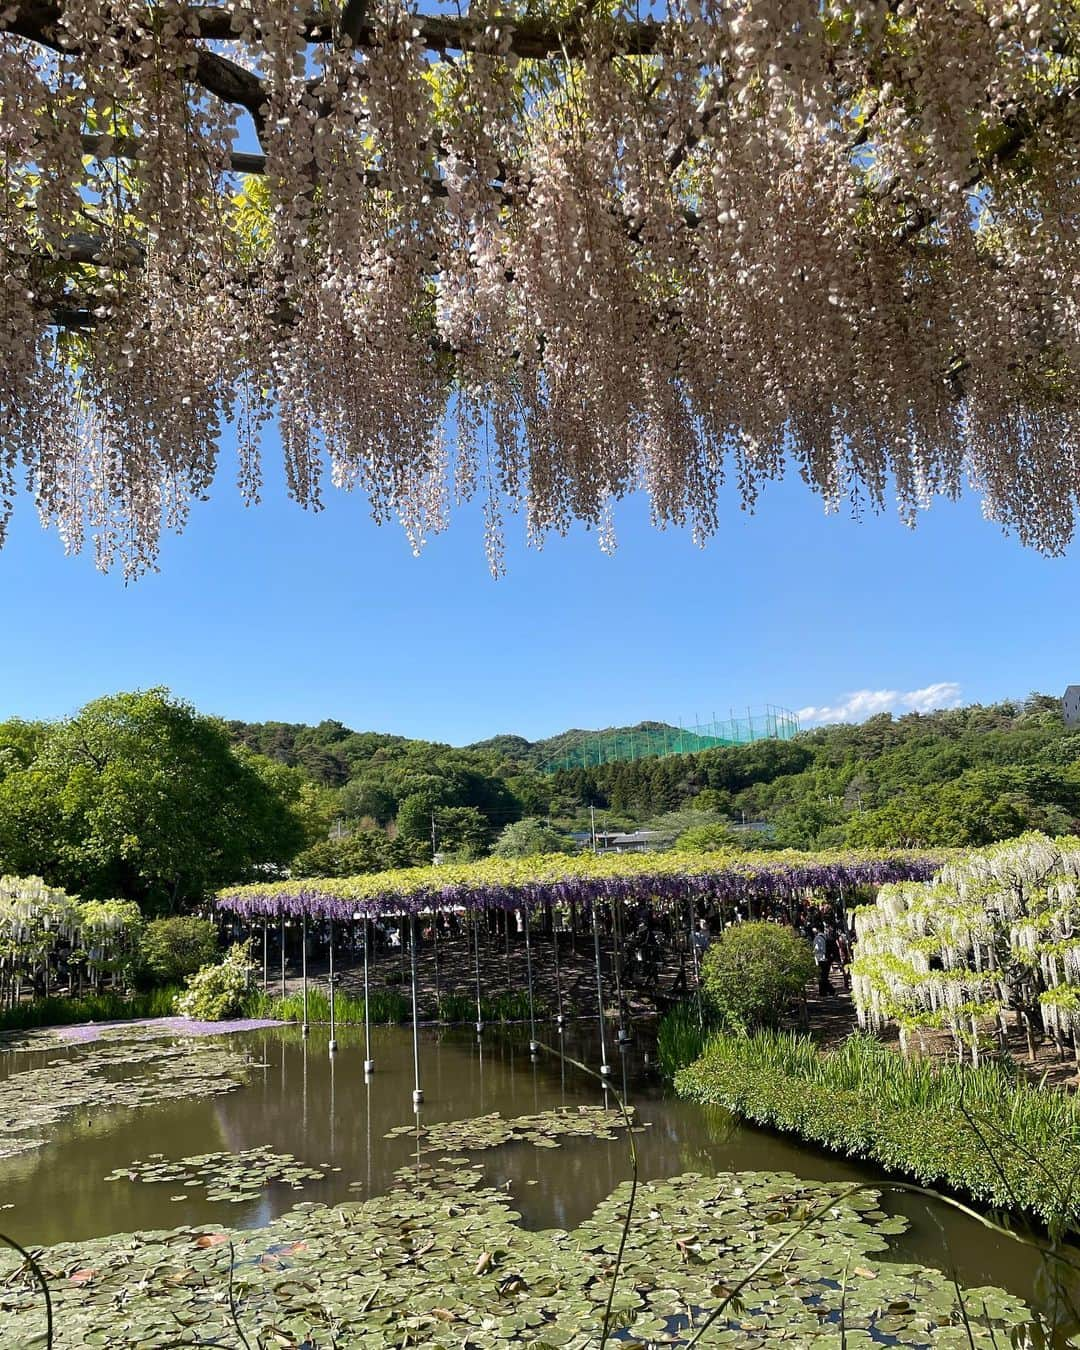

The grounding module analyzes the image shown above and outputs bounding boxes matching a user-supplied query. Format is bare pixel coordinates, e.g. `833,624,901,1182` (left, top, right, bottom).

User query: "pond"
1,1017,1070,1312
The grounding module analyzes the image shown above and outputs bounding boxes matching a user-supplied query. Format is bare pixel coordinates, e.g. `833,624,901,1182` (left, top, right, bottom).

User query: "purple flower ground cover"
53,1016,281,1045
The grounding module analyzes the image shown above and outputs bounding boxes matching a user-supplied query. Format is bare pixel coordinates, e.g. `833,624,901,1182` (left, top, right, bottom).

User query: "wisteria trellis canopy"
214,847,945,920
2,0,1078,573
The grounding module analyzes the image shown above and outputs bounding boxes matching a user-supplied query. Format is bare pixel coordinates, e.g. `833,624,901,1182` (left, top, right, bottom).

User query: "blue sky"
0,434,1074,744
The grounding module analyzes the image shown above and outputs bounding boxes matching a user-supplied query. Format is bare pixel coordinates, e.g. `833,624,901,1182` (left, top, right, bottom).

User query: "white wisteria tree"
852,833,1080,1066
0,875,142,1003
0,1,1078,574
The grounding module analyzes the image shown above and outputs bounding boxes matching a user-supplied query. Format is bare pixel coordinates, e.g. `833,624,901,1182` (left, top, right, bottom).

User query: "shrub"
140,916,219,985
175,942,253,1021
700,921,814,1032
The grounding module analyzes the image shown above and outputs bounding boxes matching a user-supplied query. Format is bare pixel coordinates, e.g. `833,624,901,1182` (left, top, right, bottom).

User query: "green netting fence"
544,706,800,772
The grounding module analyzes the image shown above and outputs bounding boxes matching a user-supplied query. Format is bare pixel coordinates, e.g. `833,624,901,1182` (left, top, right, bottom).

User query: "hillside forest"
0,690,1074,911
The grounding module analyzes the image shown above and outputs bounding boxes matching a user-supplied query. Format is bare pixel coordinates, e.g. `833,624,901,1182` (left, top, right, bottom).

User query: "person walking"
835,927,853,991
812,928,831,996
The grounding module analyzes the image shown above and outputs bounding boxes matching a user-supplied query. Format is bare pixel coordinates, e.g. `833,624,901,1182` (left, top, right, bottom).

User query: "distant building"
571,828,669,854
1065,687,1080,728
597,830,667,854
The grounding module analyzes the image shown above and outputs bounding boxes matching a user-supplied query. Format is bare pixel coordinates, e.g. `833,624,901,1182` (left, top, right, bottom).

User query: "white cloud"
797,682,962,726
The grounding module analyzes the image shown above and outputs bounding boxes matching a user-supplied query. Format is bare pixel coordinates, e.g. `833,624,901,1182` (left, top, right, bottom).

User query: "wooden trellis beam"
3,1,664,59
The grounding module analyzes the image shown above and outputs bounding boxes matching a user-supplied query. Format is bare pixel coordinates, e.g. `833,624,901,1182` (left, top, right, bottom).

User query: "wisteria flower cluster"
1,0,1078,573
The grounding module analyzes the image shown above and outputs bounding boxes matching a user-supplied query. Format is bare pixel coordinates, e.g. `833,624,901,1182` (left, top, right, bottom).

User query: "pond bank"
673,1027,1080,1233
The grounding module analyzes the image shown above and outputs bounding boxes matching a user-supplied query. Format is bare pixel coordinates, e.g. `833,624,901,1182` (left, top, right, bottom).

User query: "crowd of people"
619,894,857,1001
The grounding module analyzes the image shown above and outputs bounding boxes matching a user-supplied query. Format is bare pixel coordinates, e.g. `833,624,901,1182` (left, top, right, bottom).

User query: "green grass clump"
436,989,547,1023
675,1028,1080,1231
0,987,182,1032
655,1001,715,1077
243,987,408,1025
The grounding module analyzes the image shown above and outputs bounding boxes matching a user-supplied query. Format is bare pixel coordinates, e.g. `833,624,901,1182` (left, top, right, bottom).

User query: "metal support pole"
688,896,703,1030
410,914,423,1105
362,916,374,1074
433,916,441,1012
525,906,538,1055
593,903,611,1076
301,912,310,1036
473,910,484,1034
262,920,268,989
614,895,631,1044
280,915,286,1000
553,911,564,1026
328,917,338,1054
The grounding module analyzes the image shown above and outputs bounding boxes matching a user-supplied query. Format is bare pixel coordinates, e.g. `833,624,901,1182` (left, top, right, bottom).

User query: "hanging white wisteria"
0,876,143,1001
851,832,1080,1064
1,1,1078,574
0,874,81,1001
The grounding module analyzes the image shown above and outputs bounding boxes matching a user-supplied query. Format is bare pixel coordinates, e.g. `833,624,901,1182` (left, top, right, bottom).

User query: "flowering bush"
175,942,253,1022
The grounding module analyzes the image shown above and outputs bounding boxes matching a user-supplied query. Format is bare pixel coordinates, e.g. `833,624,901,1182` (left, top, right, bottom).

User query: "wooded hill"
226,694,1080,859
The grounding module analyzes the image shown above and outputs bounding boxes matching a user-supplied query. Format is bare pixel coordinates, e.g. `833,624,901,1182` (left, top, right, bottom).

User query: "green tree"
395,793,437,853
492,818,574,858
845,767,1079,848
292,829,423,877
435,806,492,859
673,822,745,853
140,916,220,985
0,689,306,912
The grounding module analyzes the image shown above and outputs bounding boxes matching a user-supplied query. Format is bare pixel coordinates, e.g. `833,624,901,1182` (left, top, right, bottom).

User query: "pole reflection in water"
365,1074,372,1193
329,1043,336,1159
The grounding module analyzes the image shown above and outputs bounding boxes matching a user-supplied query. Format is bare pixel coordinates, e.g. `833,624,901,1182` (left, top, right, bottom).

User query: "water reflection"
0,1019,1076,1328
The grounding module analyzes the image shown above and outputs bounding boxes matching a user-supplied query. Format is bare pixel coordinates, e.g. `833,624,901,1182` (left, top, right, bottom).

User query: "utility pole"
590,804,598,854
430,810,438,865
